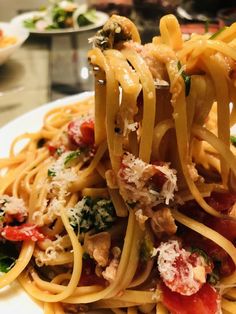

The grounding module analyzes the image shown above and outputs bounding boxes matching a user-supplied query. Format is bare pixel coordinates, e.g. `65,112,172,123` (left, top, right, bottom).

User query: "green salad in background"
23,0,97,31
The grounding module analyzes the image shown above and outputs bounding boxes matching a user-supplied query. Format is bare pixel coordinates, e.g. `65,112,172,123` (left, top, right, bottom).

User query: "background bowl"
0,22,29,65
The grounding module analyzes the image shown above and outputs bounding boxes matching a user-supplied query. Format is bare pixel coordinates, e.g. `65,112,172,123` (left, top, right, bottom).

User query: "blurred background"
0,0,235,126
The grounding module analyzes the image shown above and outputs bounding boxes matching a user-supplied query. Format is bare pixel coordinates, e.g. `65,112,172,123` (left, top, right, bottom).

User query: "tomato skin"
80,121,95,146
47,144,57,155
205,191,236,213
207,216,236,242
0,223,45,242
162,283,218,314
67,119,95,147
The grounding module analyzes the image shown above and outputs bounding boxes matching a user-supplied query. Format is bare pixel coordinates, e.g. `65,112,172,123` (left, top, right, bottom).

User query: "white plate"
0,22,29,65
0,92,110,314
11,11,108,35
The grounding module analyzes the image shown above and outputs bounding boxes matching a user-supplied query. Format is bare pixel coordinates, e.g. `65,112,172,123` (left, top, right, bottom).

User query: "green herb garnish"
0,251,16,273
64,150,82,166
208,270,219,285
140,234,154,262
93,199,116,231
68,197,116,233
190,247,210,263
177,61,191,96
0,242,18,273
56,147,63,156
48,169,56,177
209,26,227,40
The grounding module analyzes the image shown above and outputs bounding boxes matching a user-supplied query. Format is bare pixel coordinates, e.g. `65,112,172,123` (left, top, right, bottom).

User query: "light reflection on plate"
0,92,110,314
11,11,108,35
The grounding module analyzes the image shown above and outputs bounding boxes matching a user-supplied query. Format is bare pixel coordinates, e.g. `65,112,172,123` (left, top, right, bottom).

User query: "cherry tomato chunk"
80,120,95,145
67,119,94,147
162,283,218,314
1,223,44,242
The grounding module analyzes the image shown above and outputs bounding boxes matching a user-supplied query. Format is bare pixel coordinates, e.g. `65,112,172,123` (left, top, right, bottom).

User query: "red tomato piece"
68,119,94,147
207,216,236,242
152,169,167,191
162,283,219,314
1,223,44,242
157,240,212,296
181,227,235,277
80,120,95,145
47,144,57,155
206,191,236,213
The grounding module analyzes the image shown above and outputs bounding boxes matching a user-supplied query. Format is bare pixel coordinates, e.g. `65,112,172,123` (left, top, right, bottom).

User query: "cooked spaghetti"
1,14,236,314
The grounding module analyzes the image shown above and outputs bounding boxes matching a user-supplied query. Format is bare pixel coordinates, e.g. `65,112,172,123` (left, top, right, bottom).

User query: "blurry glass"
132,0,180,42
88,0,133,17
178,0,236,22
133,0,180,20
218,7,236,27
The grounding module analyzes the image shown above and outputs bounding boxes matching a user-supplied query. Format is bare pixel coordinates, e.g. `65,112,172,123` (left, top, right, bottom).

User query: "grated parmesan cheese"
155,164,177,205
35,235,65,267
0,195,28,227
157,240,209,296
135,209,149,227
48,152,78,184
0,195,27,217
67,196,93,232
117,152,177,208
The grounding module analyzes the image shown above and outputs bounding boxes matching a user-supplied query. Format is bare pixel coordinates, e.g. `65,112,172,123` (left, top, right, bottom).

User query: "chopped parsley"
0,243,17,273
68,196,116,233
0,253,15,273
56,147,63,156
207,269,219,285
48,169,56,177
140,234,154,262
68,196,94,232
190,247,211,264
64,149,82,167
209,26,227,40
93,199,116,231
177,61,191,96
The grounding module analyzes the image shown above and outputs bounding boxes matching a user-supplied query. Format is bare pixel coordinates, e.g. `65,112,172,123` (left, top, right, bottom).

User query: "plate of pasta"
1,13,236,314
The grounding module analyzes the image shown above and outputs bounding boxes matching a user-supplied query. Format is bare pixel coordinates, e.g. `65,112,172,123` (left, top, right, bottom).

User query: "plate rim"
10,10,108,35
0,22,29,51
0,91,93,157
